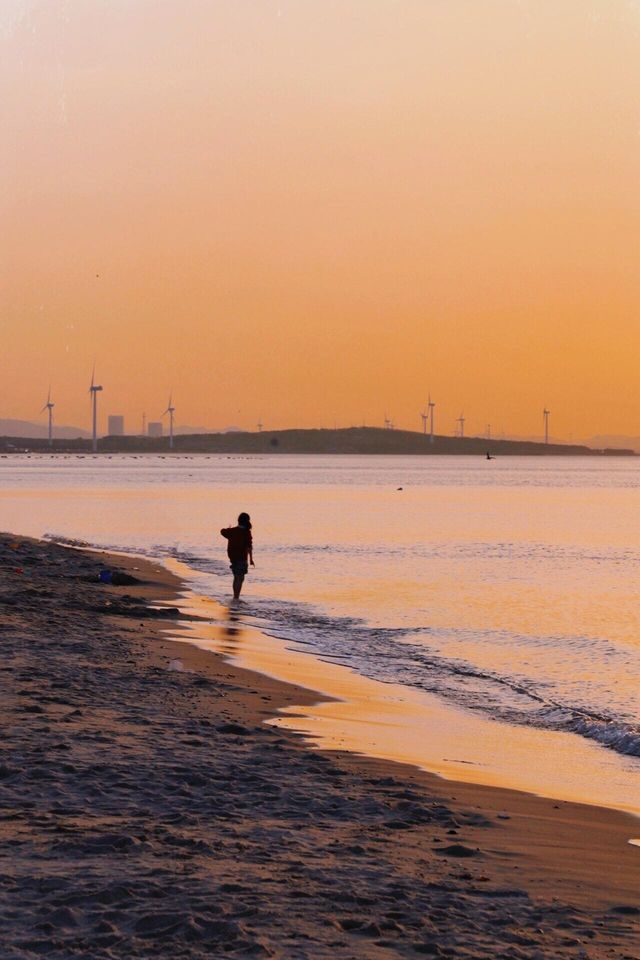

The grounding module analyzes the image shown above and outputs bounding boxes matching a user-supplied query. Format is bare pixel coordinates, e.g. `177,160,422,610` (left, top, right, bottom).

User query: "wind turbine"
428,394,435,444
420,407,428,435
543,408,550,445
163,393,175,449
41,387,54,448
257,420,263,433
88,366,103,452
456,412,465,439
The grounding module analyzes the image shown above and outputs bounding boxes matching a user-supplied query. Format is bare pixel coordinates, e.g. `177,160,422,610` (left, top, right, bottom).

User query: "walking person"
220,512,254,600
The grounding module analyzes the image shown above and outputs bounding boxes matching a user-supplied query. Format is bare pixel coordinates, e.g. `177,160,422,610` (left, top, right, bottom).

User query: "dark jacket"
220,526,252,562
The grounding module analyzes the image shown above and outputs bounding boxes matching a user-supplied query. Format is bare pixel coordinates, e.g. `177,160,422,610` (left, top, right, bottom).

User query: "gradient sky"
2,0,640,438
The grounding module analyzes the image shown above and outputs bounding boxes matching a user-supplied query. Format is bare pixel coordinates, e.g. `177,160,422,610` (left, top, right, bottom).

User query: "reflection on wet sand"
220,607,243,657
170,592,248,662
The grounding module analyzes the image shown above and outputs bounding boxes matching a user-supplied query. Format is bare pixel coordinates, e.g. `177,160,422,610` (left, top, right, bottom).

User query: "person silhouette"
220,512,254,599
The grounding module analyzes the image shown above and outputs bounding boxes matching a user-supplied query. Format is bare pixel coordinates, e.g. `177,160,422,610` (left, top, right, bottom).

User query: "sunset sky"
2,0,640,438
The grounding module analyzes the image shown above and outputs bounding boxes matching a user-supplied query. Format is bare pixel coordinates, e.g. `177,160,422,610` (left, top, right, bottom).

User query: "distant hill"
587,435,640,454
1,426,634,456
152,428,633,456
173,425,212,435
0,418,91,440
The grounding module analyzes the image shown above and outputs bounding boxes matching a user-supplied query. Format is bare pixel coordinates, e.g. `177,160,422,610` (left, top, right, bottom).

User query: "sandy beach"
1,533,639,959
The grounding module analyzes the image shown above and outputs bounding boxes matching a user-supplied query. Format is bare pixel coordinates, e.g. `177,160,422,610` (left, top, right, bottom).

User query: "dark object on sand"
112,571,140,586
98,569,140,586
440,844,480,858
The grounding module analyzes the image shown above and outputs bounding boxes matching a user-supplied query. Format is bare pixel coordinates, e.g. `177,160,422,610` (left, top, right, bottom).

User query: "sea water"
2,453,640,811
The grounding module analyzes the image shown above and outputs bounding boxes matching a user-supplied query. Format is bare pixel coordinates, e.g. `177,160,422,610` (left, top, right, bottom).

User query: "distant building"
108,415,125,436
148,422,163,438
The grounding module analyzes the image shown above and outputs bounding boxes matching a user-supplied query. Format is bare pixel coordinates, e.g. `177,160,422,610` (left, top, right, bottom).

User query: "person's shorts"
230,559,248,577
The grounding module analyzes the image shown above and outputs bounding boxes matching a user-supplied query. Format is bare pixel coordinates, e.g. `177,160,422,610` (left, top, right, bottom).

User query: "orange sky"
2,0,640,438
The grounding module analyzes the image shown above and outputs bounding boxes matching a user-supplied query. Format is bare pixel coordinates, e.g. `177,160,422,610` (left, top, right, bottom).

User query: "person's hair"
238,512,252,530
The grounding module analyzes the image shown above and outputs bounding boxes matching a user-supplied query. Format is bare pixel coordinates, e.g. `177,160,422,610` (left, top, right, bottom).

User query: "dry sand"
1,533,639,959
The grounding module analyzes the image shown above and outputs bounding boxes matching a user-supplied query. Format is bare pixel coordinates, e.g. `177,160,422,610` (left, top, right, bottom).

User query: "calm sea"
3,453,640,811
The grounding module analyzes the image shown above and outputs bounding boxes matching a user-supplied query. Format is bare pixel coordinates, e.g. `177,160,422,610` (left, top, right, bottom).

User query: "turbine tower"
41,387,54,448
543,408,550,445
163,393,176,450
89,367,103,453
420,407,428,434
456,413,465,439
428,394,435,444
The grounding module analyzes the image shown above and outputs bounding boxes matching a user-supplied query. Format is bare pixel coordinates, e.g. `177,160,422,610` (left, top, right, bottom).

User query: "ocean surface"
3,453,640,811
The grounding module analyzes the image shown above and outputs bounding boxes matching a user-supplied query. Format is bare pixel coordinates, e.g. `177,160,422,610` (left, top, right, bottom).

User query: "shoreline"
161,562,640,910
1,447,637,459
2,533,639,957
169,570,640,820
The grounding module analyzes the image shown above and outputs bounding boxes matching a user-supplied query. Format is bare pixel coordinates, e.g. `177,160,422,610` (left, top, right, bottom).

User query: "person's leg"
233,574,245,599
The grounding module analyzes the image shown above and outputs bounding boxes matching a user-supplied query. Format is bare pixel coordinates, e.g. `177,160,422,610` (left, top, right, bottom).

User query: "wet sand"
1,533,639,958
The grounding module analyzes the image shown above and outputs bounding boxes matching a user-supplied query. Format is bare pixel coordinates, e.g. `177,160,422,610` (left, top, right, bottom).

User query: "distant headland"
0,427,634,456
